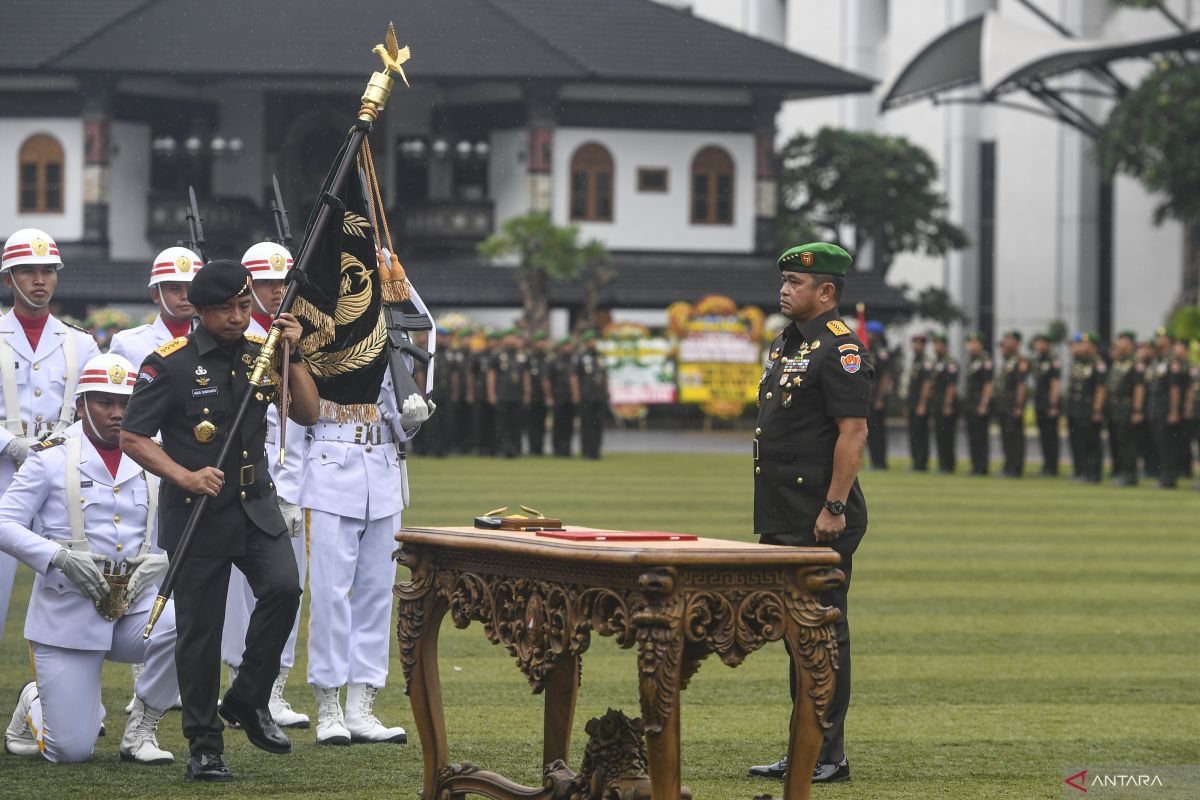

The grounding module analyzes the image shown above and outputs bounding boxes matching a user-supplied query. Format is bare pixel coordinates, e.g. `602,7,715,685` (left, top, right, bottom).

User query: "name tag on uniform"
79,480,93,488
192,387,219,398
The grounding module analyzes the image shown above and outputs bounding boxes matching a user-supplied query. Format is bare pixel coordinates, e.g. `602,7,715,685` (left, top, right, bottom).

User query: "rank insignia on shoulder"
826,320,851,336
245,334,267,345
30,436,66,452
155,337,189,358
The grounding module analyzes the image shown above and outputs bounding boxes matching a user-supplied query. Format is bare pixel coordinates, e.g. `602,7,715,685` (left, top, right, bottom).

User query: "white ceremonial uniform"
0,433,178,763
221,315,308,672
108,316,180,372
0,311,100,637
302,371,411,689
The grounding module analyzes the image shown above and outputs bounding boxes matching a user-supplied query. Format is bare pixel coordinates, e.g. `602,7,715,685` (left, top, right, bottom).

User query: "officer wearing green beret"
489,329,529,458
1105,331,1145,486
993,330,1029,477
1147,328,1185,488
963,332,993,475
1066,333,1106,483
571,331,608,459
1030,333,1062,476
469,333,498,455
928,333,959,473
526,331,551,456
748,243,870,785
905,333,932,472
548,337,576,457
120,260,320,780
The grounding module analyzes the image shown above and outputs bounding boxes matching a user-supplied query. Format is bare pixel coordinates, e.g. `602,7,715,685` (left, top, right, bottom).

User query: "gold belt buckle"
354,425,365,444
753,438,760,461
240,464,255,486
95,560,131,621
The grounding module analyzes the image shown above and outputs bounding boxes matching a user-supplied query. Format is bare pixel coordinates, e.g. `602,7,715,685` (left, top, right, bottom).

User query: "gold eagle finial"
372,22,411,87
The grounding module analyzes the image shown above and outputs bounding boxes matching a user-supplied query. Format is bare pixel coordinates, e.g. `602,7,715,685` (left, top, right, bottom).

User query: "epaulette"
826,319,851,336
245,334,267,345
30,436,66,453
154,337,189,358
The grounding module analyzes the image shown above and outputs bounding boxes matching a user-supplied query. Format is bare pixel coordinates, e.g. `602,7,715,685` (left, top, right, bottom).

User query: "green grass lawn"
0,453,1197,798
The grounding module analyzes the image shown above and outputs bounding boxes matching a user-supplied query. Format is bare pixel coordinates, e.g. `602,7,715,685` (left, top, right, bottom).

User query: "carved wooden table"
394,526,844,800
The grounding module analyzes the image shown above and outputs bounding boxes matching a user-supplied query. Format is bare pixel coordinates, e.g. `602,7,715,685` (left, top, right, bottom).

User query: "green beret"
533,330,548,341
579,330,596,342
1003,329,1022,342
1032,332,1049,342
486,330,502,341
1117,330,1137,341
189,259,251,307
777,242,852,276
911,332,927,343
555,336,572,347
932,332,948,344
965,331,985,343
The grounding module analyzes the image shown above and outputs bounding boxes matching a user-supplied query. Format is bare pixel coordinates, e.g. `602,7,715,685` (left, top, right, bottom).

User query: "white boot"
4,682,39,756
119,697,173,765
268,668,310,729
313,685,350,746
124,663,145,714
345,683,406,744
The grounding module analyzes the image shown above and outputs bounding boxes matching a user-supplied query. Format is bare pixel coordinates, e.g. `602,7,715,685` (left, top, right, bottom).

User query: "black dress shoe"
812,759,851,783
218,692,291,754
186,753,234,782
747,756,788,779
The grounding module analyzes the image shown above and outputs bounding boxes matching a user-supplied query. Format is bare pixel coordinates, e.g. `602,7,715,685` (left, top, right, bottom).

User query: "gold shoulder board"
826,320,851,336
154,337,189,358
30,436,66,452
245,334,267,345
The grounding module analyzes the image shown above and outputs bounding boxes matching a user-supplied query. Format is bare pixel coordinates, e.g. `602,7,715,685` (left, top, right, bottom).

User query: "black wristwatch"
824,499,845,516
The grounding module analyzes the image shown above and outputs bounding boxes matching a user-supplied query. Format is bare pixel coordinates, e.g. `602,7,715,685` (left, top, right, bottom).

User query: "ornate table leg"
635,568,686,800
542,653,581,768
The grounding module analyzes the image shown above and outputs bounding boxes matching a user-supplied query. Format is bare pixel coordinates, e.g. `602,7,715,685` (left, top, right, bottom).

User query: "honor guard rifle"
179,185,207,262
268,174,292,249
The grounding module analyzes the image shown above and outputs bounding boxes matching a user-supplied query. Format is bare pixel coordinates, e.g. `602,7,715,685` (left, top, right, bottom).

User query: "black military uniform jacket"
753,309,872,536
123,326,286,556
548,354,574,403
1105,357,1143,422
929,355,959,411
993,355,1029,415
574,350,608,403
965,354,993,408
493,348,527,403
906,357,930,412
1067,356,1105,419
1033,353,1061,414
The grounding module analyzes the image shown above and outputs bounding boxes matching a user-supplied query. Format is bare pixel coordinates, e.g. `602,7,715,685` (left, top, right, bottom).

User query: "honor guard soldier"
120,260,320,781
748,243,870,785
572,331,608,460
218,242,310,729
929,333,959,473
963,332,994,475
526,331,551,455
905,333,932,471
109,246,202,369
1066,333,1106,483
1105,331,1144,486
0,228,101,636
1146,328,1184,488
1030,334,1062,476
548,337,577,457
863,321,892,470
993,331,1029,478
1,353,178,765
489,329,529,458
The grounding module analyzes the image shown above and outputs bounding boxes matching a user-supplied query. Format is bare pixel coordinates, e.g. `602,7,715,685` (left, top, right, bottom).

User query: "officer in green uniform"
1031,333,1062,476
747,243,870,786
993,330,1029,478
963,332,993,475
548,337,576,457
929,333,959,473
444,329,471,454
1146,328,1184,488
469,332,497,455
526,331,551,456
120,260,320,781
489,329,528,458
571,331,608,460
1175,338,1196,481
1136,338,1160,479
863,321,892,470
1105,331,1145,486
1065,333,1106,483
905,334,932,471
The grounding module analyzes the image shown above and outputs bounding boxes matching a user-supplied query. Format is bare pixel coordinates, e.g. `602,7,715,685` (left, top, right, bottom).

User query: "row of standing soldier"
865,326,1199,487
414,328,609,460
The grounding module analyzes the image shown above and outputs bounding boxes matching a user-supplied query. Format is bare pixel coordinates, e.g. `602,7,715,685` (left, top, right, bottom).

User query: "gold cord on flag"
358,138,412,304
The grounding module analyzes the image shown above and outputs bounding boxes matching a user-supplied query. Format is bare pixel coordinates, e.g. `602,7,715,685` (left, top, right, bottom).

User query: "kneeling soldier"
1,353,178,764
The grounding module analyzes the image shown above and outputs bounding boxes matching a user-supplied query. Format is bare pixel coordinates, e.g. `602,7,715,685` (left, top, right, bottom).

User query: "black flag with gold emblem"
290,133,388,419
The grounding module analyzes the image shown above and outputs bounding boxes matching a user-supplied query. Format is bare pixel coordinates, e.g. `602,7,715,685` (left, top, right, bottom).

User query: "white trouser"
221,532,307,670
306,510,397,689
28,602,178,763
0,553,15,639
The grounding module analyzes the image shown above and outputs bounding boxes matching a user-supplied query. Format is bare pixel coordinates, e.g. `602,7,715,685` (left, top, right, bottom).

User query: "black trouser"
1107,421,1121,475
1035,410,1060,475
1112,420,1139,483
965,410,989,475
495,401,522,457
866,405,887,469
1139,420,1159,477
1150,417,1179,487
171,528,301,758
422,394,449,456
472,403,495,455
552,402,575,457
998,411,1025,477
526,404,547,455
1068,416,1102,481
763,526,866,766
451,399,472,454
907,411,929,471
933,410,957,472
579,402,606,459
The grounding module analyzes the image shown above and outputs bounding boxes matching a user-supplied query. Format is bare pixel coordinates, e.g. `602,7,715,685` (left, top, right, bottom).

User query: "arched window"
18,134,65,214
690,146,734,225
569,143,614,222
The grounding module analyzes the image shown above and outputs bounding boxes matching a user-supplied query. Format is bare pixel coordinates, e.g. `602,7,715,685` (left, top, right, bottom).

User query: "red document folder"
534,531,698,542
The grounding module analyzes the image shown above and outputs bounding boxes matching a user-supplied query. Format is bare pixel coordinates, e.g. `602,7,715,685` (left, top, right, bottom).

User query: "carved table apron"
394,526,844,800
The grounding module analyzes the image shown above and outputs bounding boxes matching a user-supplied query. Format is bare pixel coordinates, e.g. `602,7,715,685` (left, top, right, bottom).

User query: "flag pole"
144,24,411,638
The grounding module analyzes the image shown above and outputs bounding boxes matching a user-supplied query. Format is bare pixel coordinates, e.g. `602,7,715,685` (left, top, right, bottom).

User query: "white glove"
3,437,37,467
124,553,169,603
400,394,435,427
50,548,109,603
279,500,303,539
